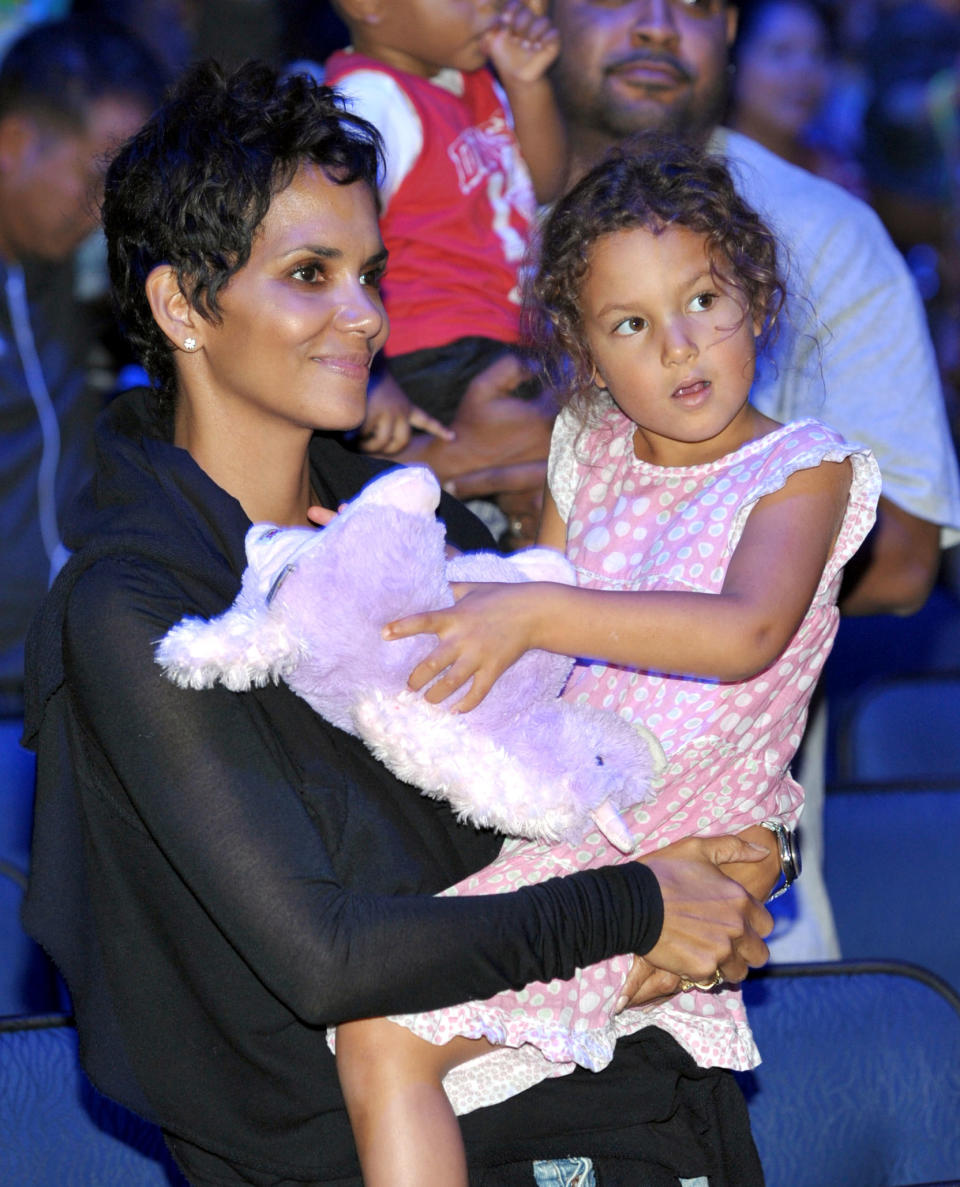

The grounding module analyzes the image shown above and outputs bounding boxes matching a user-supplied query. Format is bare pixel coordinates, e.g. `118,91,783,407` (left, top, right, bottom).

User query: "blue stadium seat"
834,672,960,784
0,1014,186,1186
824,784,960,993
739,961,960,1187
0,717,59,1015
0,863,59,1015
0,716,35,872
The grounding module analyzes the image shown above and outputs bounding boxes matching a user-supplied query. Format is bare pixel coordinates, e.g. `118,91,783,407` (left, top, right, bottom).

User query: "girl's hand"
485,0,559,85
383,581,542,712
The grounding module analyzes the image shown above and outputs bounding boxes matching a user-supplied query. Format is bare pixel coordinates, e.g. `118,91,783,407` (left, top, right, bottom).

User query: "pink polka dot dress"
387,406,880,1115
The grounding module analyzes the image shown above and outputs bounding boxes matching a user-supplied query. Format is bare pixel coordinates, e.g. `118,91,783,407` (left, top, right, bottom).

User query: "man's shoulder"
710,127,879,241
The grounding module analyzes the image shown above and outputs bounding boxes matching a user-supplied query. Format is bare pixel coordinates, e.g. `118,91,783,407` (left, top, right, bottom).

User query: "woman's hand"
383,581,543,712
717,824,782,903
634,834,774,992
614,956,682,1012
615,827,782,1010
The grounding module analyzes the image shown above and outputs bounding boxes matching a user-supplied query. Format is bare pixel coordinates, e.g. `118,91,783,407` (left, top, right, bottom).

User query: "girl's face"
184,164,388,443
580,222,763,467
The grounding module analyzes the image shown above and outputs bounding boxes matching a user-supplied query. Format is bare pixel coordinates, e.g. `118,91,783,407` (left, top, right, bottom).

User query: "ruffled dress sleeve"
547,404,585,523
728,419,882,591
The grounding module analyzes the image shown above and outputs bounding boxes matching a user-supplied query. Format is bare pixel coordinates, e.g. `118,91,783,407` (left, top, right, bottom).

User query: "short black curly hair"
102,58,383,416
528,131,786,397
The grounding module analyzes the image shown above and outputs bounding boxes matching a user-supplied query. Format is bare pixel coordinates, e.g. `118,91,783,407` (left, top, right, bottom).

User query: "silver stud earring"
183,337,197,351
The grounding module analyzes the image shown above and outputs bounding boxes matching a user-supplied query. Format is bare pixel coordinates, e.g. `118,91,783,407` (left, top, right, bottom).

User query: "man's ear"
145,264,203,354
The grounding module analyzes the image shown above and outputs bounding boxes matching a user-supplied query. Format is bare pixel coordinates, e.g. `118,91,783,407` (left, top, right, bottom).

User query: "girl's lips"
672,379,711,402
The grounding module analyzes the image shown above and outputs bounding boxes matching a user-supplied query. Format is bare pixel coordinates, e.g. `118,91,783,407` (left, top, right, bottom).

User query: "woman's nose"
335,283,387,342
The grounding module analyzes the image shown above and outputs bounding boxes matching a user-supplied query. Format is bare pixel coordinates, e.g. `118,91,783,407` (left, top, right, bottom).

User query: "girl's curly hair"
527,131,786,397
102,59,382,419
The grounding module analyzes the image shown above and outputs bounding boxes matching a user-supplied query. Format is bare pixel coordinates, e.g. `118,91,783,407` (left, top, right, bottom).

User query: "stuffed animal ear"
504,546,576,586
353,465,441,517
155,593,299,693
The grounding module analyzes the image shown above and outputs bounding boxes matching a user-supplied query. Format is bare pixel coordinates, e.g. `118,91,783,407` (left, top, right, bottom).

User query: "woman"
728,0,867,197
21,61,774,1186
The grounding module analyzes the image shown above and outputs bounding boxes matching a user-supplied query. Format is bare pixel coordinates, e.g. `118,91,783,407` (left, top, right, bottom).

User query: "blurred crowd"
726,0,960,451
0,0,957,693
6,0,960,462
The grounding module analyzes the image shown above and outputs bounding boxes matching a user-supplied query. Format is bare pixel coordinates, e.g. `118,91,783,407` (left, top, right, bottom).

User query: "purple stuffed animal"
156,466,658,851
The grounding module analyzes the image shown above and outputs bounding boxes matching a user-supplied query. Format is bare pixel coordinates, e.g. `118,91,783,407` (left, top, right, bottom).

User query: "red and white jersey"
325,51,536,357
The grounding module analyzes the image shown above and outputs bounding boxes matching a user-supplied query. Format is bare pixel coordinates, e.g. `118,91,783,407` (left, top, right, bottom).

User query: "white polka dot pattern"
385,412,881,1116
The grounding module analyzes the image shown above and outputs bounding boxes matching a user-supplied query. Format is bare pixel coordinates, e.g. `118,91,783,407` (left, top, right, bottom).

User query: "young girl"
333,132,881,1186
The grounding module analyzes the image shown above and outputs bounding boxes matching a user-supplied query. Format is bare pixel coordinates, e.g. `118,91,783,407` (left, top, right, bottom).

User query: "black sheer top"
20,390,695,1183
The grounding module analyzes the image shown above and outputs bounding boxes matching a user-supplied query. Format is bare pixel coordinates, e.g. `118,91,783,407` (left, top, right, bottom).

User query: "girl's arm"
66,557,681,1026
486,0,568,204
536,483,567,550
386,459,853,712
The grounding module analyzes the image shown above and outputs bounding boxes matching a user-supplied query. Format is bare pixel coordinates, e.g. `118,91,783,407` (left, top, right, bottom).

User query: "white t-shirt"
709,126,960,545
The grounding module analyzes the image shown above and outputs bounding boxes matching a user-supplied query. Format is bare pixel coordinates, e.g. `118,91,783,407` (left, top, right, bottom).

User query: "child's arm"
486,0,568,204
536,483,567,550
359,371,455,456
385,458,853,712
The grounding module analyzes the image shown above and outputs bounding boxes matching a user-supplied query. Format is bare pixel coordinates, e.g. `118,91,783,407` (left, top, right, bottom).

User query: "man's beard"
585,71,730,147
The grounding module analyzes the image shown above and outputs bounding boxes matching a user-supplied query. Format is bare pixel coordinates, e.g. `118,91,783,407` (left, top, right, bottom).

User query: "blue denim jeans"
532,1161,709,1186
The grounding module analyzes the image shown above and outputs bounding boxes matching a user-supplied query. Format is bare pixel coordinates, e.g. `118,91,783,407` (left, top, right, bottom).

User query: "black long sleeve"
65,554,662,1025
22,393,669,1179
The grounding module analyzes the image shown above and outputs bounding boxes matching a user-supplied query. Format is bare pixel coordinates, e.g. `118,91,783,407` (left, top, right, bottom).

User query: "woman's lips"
314,354,371,380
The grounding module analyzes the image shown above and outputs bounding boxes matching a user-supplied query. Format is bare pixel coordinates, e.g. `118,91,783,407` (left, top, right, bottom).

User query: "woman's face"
733,1,830,140
188,163,388,440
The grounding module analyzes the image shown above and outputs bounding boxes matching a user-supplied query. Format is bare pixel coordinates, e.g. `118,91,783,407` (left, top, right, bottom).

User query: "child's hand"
361,373,454,456
485,0,560,85
382,581,542,712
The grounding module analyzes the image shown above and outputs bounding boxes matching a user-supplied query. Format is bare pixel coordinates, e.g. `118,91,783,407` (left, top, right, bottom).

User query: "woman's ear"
0,113,36,175
145,265,202,355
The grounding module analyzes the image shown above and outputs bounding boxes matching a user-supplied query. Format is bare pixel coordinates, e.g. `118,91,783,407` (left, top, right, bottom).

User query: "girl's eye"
613,316,646,336
291,262,323,284
689,291,717,312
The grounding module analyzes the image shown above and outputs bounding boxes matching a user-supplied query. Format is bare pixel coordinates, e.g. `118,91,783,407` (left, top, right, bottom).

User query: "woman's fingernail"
615,995,628,1014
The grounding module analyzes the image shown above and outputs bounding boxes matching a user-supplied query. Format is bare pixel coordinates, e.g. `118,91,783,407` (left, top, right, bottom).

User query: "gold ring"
680,970,723,992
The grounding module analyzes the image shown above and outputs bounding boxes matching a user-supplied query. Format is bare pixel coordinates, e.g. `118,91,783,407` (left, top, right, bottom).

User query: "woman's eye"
613,316,645,336
291,262,323,284
360,266,385,289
